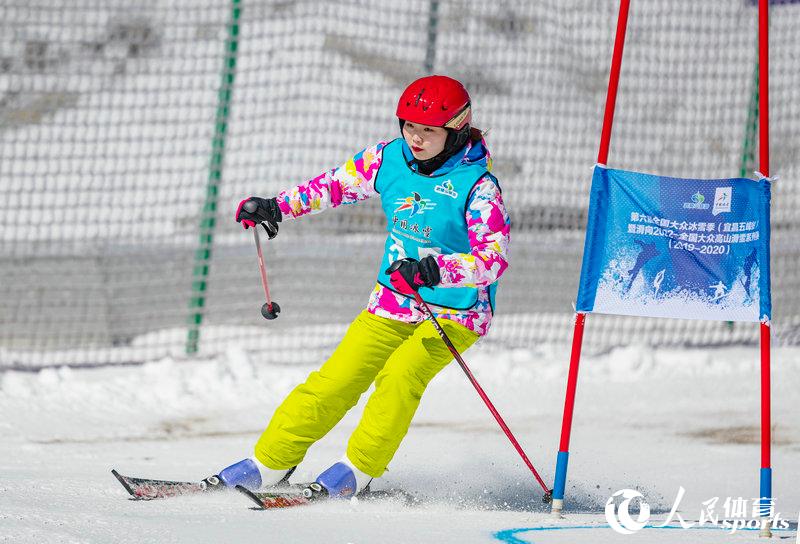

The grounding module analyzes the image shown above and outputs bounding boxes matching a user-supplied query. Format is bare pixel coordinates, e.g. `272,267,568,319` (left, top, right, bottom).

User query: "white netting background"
1,0,798,368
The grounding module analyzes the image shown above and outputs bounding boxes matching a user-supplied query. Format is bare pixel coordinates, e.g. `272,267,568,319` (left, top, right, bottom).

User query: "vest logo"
434,179,458,199
395,192,436,217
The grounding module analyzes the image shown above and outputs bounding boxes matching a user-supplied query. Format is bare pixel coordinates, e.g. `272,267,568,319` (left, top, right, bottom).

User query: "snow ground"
1,343,798,543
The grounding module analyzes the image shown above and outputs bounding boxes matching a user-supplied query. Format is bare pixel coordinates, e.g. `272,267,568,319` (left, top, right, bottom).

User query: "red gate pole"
551,0,632,517
757,0,772,537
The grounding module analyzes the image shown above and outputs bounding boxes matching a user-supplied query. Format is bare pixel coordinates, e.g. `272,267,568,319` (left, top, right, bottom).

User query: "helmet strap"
399,120,471,176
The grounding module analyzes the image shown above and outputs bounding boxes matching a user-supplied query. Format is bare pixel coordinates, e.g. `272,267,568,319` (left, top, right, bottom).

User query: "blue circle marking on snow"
493,524,797,544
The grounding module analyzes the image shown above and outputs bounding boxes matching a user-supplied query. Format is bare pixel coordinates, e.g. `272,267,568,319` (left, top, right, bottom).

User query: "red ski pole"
243,199,280,320
411,290,552,502
251,226,280,319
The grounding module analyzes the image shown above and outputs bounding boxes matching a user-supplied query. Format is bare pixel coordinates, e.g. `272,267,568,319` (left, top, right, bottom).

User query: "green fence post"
186,0,242,355
424,1,439,73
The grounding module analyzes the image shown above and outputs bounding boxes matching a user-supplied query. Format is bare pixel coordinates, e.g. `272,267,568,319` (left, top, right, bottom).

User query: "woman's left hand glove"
386,256,441,295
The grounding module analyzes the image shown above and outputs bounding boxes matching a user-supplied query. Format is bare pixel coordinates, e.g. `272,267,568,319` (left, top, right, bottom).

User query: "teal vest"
375,138,499,311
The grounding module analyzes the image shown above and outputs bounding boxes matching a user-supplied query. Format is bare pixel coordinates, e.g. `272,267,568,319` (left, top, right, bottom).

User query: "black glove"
385,256,441,294
236,197,282,238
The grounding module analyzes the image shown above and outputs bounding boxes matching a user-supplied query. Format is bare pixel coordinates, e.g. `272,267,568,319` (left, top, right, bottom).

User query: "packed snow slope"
1,343,798,543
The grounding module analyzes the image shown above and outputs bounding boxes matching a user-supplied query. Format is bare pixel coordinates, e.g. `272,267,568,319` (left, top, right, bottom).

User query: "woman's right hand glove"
235,197,282,238
386,256,441,295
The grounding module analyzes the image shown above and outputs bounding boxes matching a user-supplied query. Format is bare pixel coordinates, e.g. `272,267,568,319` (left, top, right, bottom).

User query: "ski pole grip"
243,199,278,239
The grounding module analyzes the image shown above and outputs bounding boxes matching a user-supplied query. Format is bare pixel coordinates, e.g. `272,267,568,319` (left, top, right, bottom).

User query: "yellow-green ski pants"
254,310,478,478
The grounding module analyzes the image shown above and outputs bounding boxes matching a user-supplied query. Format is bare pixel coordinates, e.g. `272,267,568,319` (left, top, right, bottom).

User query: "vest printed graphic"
375,138,498,310
394,192,436,217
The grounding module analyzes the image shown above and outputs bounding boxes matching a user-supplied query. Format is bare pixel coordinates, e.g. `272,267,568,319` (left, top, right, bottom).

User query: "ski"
113,468,416,508
237,482,418,510
111,469,216,500
236,483,318,509
112,466,298,501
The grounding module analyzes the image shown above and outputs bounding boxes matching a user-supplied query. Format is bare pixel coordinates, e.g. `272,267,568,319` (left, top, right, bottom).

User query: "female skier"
217,75,510,498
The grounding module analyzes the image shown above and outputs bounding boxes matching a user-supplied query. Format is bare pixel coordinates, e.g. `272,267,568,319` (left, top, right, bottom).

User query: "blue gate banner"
576,166,771,322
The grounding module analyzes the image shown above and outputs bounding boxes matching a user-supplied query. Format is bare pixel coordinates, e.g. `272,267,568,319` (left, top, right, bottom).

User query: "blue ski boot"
315,458,372,499
212,458,295,491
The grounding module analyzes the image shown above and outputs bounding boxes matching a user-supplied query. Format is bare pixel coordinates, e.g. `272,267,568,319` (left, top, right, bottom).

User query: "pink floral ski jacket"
275,138,510,336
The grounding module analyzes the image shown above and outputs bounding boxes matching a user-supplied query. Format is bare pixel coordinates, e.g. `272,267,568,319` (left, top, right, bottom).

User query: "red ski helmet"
396,75,471,130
